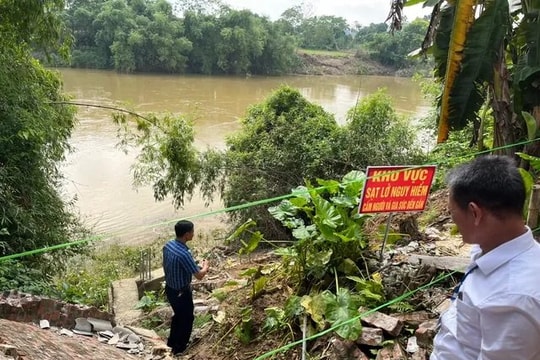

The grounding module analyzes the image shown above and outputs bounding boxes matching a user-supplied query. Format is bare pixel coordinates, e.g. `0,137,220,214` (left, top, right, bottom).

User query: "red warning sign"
359,165,436,214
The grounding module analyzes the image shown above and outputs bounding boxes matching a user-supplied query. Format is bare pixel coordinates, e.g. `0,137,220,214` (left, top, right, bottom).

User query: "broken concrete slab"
108,333,120,346
376,342,405,360
408,255,469,272
406,336,419,353
331,338,369,360
74,317,92,333
0,319,139,359
392,311,432,327
72,329,94,336
112,325,135,337
125,325,160,340
87,317,113,332
116,342,138,350
99,330,115,339
127,333,141,343
59,328,74,337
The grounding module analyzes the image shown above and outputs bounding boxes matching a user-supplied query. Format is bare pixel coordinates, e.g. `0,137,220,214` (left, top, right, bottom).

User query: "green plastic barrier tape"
0,137,538,262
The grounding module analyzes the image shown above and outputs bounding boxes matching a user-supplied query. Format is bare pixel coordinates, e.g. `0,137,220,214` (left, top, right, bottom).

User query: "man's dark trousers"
165,285,194,354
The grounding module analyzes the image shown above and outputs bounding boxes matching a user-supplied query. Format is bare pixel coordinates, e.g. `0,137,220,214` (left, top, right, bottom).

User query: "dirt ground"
295,52,395,76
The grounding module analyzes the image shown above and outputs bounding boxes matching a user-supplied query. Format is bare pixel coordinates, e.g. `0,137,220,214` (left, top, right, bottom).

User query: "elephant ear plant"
265,171,386,340
269,171,370,290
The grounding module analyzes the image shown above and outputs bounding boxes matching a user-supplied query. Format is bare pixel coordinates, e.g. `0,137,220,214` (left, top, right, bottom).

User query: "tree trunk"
491,43,522,157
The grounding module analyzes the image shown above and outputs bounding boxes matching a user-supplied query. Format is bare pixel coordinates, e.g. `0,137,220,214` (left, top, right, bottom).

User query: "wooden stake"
527,185,540,231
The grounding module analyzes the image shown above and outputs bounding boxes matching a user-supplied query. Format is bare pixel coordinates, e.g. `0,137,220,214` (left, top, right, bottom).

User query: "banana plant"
389,0,540,157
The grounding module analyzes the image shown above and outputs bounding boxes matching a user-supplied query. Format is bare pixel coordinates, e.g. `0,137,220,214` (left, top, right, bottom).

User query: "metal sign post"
380,213,394,261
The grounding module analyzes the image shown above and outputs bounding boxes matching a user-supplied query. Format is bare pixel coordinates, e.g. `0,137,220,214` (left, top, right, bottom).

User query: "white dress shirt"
431,228,540,360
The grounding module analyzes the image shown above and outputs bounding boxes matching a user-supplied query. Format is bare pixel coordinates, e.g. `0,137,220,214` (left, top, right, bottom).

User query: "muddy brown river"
58,68,429,245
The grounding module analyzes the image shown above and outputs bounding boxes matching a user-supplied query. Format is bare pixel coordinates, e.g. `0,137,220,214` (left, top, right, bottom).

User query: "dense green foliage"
0,0,86,274
216,87,345,238
62,0,299,75
364,19,430,69
121,86,425,238
51,244,147,308
59,0,430,74
342,89,425,167
230,172,387,342
214,88,424,237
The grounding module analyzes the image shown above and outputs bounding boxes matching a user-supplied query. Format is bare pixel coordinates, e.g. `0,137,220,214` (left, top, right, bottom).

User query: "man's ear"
469,202,483,226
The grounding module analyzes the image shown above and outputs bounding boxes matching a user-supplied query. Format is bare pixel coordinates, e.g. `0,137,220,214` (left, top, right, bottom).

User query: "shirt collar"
174,239,189,249
473,226,534,275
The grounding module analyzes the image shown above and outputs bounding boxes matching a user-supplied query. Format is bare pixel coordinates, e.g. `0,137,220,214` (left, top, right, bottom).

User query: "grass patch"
297,48,351,57
194,313,213,328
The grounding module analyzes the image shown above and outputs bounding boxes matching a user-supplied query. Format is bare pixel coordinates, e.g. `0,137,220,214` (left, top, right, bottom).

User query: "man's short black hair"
175,220,194,238
446,155,525,217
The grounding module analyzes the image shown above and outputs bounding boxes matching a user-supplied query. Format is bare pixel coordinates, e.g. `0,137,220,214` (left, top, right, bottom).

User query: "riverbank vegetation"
0,0,88,287
2,0,540,358
52,0,431,75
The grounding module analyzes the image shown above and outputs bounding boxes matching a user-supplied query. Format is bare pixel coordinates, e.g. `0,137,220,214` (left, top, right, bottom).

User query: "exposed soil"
295,52,396,76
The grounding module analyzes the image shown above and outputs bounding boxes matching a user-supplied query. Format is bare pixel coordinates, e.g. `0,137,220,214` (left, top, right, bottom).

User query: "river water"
58,68,430,246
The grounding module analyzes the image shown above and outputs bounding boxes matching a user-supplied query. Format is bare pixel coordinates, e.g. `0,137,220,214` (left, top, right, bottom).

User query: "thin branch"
49,101,152,122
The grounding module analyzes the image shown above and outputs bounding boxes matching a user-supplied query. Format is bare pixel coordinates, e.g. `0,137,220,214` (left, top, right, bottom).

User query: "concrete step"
110,277,142,326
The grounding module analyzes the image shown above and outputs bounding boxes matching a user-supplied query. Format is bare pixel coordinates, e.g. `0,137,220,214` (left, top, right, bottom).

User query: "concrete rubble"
323,309,439,359
0,292,171,359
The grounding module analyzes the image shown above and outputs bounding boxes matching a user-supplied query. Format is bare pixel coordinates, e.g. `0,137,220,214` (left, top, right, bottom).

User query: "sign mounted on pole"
359,165,437,214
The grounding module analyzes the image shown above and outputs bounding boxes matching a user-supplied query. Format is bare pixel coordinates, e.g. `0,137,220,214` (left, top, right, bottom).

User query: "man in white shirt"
431,155,540,360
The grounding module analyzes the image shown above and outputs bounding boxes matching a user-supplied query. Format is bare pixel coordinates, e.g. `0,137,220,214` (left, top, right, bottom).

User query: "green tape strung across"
0,235,104,262
254,270,457,360
0,137,538,262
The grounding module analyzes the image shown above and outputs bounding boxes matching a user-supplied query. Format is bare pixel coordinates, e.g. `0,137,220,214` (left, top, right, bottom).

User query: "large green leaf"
301,294,327,330
306,248,333,278
316,179,340,194
268,201,297,221
517,152,540,173
292,224,317,240
226,218,256,243
433,5,455,78
341,170,365,199
522,111,538,141
239,231,262,255
324,288,363,340
337,258,361,275
311,194,341,229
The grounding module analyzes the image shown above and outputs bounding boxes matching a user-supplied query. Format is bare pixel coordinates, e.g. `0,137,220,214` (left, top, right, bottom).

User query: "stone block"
331,338,369,360
360,309,403,337
392,311,432,327
415,319,439,345
375,342,405,360
356,327,383,346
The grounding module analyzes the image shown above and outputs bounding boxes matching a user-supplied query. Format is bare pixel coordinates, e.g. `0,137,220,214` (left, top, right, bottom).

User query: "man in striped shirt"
163,220,209,355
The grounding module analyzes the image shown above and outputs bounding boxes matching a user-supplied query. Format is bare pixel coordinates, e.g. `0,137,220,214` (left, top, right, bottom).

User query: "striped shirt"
162,240,200,290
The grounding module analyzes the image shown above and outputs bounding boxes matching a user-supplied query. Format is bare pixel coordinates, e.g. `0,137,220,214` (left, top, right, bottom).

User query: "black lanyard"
450,264,479,301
